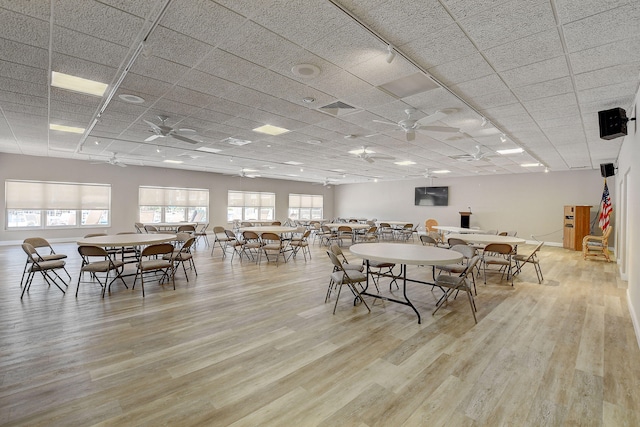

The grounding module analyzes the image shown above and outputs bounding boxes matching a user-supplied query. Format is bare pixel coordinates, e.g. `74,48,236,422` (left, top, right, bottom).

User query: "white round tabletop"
325,223,371,230
433,226,485,234
379,221,413,226
349,243,462,266
447,233,525,245
77,233,177,247
238,226,297,234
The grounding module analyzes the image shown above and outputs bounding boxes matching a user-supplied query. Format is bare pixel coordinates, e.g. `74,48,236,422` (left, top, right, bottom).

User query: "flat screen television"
415,186,448,206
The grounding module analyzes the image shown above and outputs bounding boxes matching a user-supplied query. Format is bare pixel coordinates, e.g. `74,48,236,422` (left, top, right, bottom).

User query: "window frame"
227,190,276,222
288,193,323,221
5,180,111,230
138,186,209,224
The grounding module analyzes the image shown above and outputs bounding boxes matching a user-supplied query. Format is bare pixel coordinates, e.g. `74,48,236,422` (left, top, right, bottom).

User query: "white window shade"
6,180,110,209
288,193,323,209
139,186,208,207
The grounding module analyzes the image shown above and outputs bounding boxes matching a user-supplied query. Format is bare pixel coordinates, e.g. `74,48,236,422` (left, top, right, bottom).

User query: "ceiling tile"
484,29,564,72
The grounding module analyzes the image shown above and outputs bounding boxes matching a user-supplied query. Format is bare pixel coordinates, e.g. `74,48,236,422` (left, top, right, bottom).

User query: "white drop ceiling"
0,0,638,184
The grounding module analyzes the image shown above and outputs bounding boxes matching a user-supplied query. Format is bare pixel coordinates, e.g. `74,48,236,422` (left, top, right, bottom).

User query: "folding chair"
20,237,70,288
513,242,544,283
164,236,198,281
433,256,481,323
133,243,175,297
21,242,68,298
326,251,371,315
76,245,127,298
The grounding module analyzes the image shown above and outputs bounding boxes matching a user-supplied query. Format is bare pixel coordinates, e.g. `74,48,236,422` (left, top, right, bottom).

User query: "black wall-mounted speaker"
600,163,615,178
598,107,628,140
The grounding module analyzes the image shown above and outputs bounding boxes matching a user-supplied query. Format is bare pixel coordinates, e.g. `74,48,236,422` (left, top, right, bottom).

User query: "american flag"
599,180,612,231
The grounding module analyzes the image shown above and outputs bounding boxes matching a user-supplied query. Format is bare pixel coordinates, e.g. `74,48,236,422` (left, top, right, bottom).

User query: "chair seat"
435,273,469,287
369,260,394,268
31,259,66,271
343,263,364,272
263,243,283,251
82,259,125,273
138,259,172,271
436,263,466,274
483,255,510,265
331,270,366,284
30,253,67,262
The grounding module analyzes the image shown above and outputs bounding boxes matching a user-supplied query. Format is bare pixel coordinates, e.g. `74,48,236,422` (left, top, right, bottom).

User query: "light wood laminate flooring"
1,240,639,426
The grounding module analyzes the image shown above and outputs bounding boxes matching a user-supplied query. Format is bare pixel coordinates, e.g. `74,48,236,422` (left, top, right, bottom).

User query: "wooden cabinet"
563,205,591,250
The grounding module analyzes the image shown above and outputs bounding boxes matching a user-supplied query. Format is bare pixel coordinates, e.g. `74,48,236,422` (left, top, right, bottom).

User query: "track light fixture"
385,45,396,64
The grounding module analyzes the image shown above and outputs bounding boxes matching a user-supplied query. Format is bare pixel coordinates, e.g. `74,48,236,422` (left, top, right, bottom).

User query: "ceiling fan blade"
143,120,163,133
171,134,200,144
418,125,460,133
364,157,375,163
373,119,399,126
417,110,447,125
406,130,416,141
144,134,162,142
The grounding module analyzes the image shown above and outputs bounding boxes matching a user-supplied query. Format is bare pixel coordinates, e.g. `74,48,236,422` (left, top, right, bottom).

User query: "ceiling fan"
451,145,495,162
143,115,201,144
90,153,127,167
373,108,459,141
348,146,394,163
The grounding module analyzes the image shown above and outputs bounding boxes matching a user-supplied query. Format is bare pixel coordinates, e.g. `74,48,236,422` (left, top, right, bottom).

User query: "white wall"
0,153,334,243
334,169,612,246
616,90,640,345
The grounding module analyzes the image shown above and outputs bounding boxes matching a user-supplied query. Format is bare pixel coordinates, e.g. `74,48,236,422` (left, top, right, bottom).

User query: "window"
227,191,275,222
288,194,323,221
5,180,110,229
139,186,208,223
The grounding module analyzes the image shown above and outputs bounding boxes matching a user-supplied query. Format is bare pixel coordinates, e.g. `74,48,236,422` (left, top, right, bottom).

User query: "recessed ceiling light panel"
253,124,290,136
222,137,252,146
394,160,416,166
49,123,85,134
51,71,107,96
497,147,524,155
196,146,222,153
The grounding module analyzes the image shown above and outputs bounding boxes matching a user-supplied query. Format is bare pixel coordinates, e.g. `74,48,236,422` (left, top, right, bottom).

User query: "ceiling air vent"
319,101,360,117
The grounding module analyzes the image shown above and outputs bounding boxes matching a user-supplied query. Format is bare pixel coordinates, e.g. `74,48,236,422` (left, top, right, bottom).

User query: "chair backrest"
241,222,252,227
484,243,513,255
425,218,438,231
144,225,158,233
21,242,39,260
179,237,196,253
447,237,467,247
78,245,109,258
602,226,613,242
243,230,260,240
224,229,237,239
177,224,196,233
403,223,413,229
366,226,378,234
379,222,391,228
175,232,191,243
261,232,281,244
420,235,437,246
135,222,145,233
327,250,345,272
337,225,352,233
141,243,174,257
271,221,281,225
462,256,481,278
450,244,476,260
23,237,52,250
526,241,544,260
498,231,508,236
213,226,225,234
197,222,209,232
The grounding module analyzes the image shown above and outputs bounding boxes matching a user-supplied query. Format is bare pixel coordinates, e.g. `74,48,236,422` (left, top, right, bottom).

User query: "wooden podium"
563,205,591,250
459,211,472,229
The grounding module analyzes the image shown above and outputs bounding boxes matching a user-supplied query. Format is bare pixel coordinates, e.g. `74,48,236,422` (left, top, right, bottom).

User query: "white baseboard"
0,237,81,247
628,291,640,351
